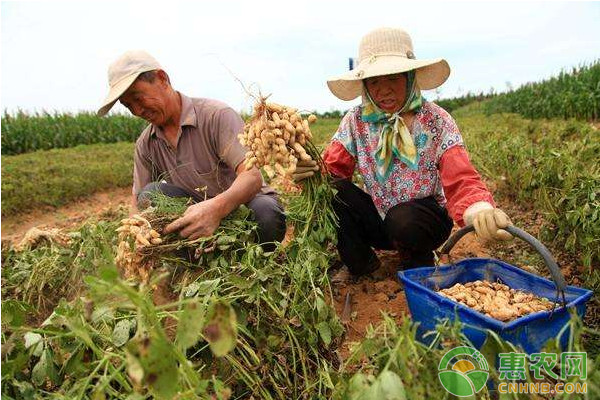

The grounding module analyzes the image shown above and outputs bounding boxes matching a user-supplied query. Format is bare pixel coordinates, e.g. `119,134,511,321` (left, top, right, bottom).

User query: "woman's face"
364,73,408,113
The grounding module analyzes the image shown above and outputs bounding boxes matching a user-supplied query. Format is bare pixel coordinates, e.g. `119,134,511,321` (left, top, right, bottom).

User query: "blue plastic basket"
397,226,593,354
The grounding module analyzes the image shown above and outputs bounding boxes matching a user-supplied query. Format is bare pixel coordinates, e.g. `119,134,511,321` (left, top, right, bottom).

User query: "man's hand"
164,198,224,240
472,208,512,242
292,160,320,183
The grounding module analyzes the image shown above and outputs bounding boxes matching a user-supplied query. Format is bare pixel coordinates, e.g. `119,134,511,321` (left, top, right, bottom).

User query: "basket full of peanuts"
397,225,593,353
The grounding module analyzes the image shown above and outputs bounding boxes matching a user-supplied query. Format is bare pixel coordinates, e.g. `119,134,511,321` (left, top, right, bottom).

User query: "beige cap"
97,50,162,116
327,27,450,101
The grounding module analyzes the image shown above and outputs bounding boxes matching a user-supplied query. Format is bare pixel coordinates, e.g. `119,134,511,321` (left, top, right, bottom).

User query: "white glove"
464,202,513,242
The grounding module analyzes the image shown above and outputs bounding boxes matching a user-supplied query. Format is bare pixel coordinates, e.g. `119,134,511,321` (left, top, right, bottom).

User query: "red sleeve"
322,141,356,179
439,146,496,226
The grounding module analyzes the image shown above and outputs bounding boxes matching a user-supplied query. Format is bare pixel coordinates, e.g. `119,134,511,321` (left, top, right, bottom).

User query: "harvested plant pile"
438,280,556,322
115,194,257,283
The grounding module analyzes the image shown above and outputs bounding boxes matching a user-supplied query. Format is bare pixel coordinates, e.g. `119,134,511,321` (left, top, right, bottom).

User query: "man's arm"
164,163,261,239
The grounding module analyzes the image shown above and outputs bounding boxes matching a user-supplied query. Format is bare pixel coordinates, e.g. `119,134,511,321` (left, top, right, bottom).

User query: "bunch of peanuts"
238,100,317,178
438,280,555,322
115,214,163,280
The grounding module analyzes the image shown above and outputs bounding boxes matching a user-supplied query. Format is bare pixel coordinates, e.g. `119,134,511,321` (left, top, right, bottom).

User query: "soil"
330,228,490,359
1,187,132,244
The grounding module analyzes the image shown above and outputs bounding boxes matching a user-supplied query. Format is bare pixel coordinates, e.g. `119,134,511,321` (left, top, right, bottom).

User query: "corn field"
483,61,600,120
1,111,147,155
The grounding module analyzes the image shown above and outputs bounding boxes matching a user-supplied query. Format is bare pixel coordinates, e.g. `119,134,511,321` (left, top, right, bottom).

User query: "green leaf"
2,300,31,327
23,332,43,349
91,306,114,323
204,301,238,357
195,278,221,297
176,299,206,350
219,256,229,268
138,333,179,399
98,265,119,282
315,296,328,320
63,349,87,378
183,281,201,297
216,235,236,245
344,373,369,399
31,348,60,387
31,353,48,386
112,319,133,347
317,321,332,346
377,370,406,399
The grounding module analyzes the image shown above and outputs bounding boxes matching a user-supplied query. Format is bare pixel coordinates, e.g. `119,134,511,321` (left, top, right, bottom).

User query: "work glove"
292,160,320,183
472,208,513,242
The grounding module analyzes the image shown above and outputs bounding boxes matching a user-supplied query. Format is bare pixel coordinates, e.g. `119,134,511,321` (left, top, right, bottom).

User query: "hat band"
359,50,416,65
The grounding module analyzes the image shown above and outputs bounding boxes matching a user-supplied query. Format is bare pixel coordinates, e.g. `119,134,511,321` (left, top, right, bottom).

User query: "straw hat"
97,50,162,116
327,27,450,101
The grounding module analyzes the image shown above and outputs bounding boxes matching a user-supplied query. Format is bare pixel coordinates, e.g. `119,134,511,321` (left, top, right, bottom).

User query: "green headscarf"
361,71,423,180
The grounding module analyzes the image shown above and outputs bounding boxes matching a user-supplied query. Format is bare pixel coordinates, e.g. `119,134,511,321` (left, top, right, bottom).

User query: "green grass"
454,104,600,268
309,117,340,147
1,177,342,399
1,142,134,217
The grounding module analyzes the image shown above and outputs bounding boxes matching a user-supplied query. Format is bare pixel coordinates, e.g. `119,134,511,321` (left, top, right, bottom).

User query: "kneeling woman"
297,27,512,276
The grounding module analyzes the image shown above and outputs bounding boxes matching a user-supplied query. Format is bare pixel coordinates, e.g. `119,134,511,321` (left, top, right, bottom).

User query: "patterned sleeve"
434,105,464,162
331,107,359,157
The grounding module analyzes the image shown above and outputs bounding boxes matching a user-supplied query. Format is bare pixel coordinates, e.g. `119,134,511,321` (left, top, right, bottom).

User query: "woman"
295,27,512,276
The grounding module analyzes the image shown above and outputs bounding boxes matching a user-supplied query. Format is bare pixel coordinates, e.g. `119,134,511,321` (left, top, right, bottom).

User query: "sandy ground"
1,187,132,244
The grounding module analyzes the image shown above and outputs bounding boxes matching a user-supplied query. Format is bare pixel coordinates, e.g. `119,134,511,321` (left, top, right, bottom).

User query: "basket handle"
439,225,567,292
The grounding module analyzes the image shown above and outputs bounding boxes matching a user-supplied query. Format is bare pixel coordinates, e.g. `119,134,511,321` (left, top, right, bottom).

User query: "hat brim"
327,56,450,101
97,73,141,116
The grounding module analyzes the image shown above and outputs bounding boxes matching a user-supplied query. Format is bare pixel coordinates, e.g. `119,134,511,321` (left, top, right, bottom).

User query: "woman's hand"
472,208,512,242
292,160,320,183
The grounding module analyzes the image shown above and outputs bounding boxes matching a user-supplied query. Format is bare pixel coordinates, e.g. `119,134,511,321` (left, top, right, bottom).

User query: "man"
98,50,286,245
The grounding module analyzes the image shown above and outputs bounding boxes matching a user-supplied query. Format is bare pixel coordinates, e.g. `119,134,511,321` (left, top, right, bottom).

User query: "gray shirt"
133,93,266,198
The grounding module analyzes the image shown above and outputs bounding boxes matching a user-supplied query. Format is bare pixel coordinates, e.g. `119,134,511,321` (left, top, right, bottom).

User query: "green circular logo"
438,346,489,397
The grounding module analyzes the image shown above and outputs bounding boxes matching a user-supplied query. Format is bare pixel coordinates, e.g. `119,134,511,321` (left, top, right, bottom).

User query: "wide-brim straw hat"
97,50,161,116
327,27,450,101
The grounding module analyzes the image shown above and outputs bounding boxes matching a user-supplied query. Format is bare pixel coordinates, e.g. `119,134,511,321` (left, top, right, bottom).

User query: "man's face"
119,76,169,125
364,73,408,113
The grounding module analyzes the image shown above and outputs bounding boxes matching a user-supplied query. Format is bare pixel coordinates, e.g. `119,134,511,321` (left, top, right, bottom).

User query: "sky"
1,0,599,115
